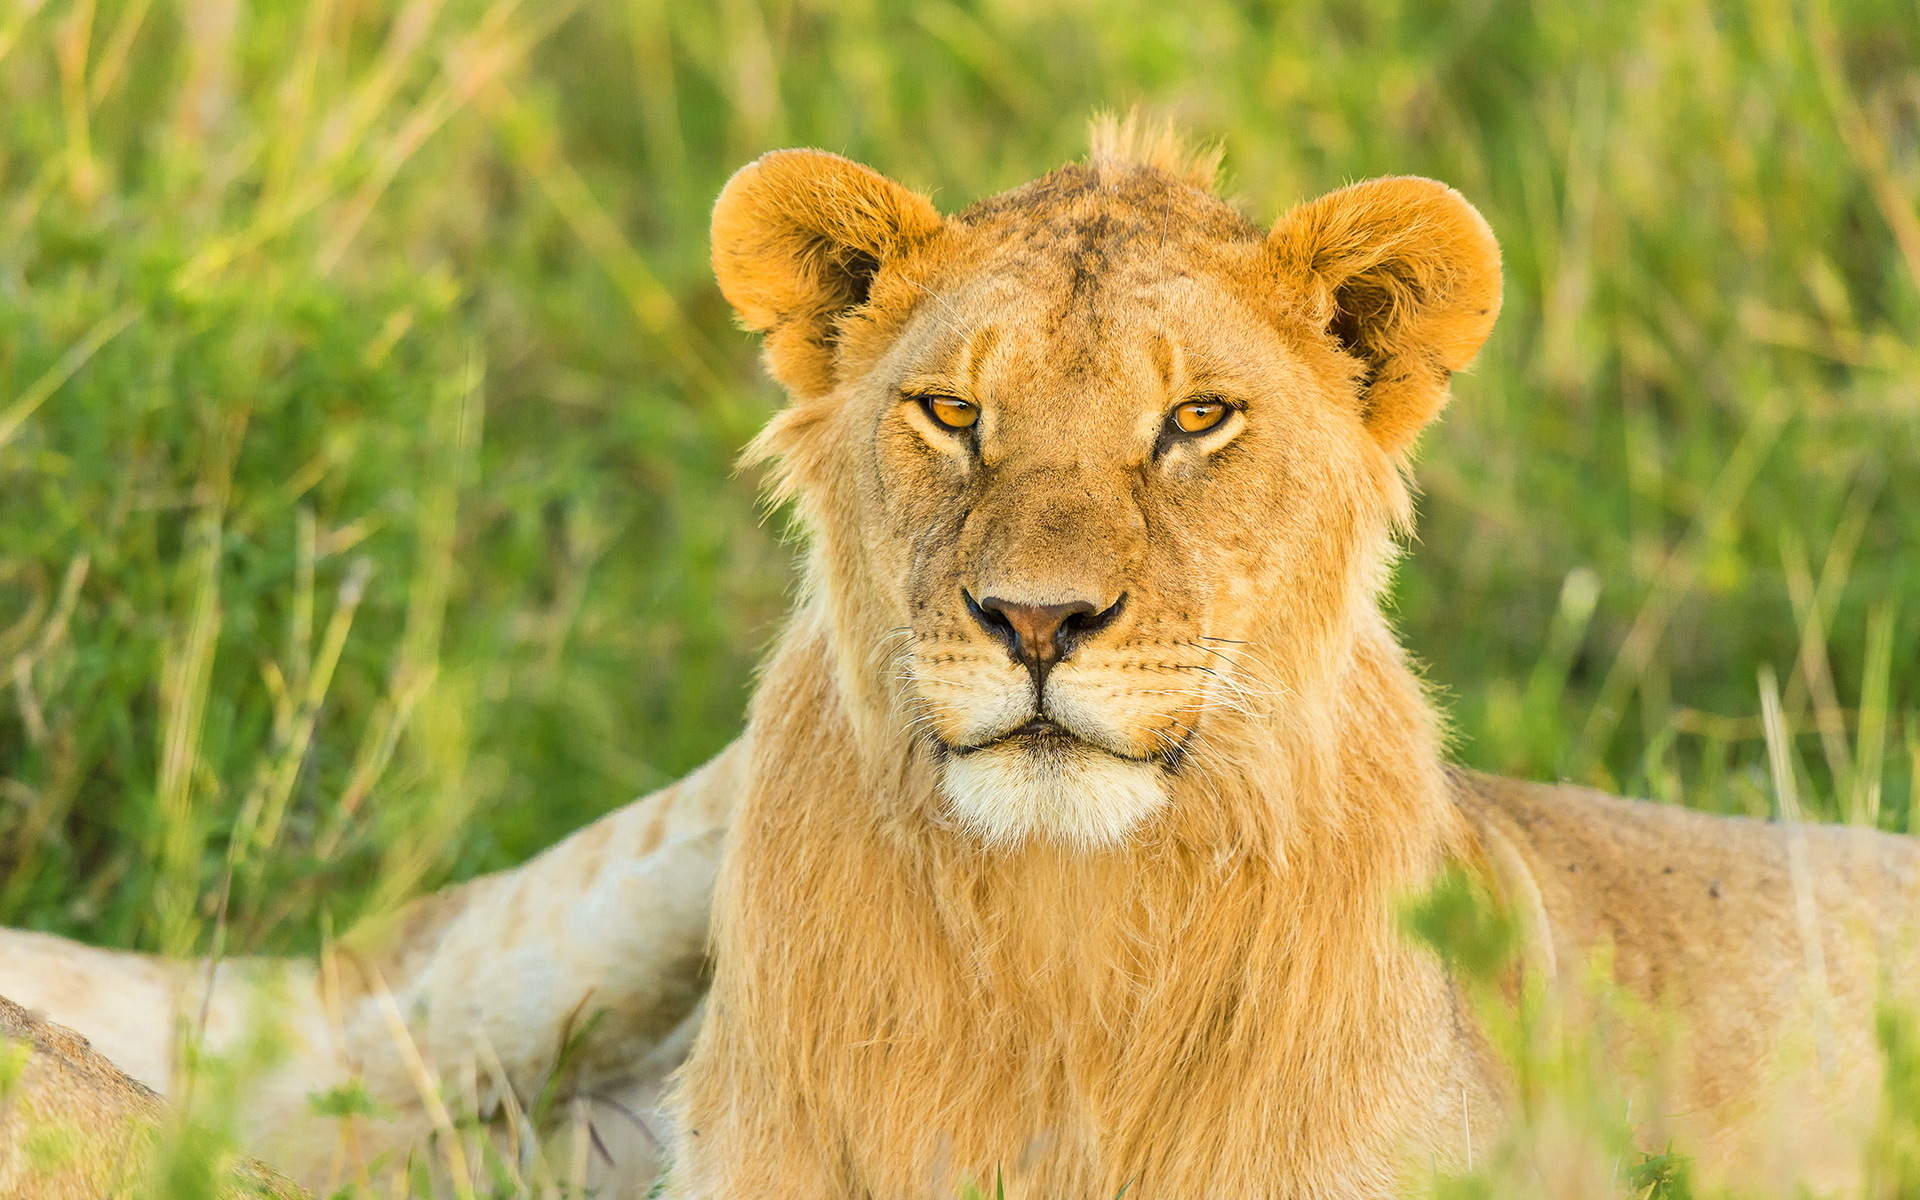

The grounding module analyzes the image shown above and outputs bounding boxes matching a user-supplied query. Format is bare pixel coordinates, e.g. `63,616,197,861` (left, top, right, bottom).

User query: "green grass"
0,0,1916,1193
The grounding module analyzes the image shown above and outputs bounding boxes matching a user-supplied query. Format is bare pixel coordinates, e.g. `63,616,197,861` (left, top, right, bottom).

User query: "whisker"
902,278,966,337
1129,687,1260,719
1189,644,1249,667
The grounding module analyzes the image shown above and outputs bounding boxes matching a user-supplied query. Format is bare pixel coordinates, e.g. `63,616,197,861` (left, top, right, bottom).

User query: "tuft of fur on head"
1087,109,1224,192
938,740,1169,849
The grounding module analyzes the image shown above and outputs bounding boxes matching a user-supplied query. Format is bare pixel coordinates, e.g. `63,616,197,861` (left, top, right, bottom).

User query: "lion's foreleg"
305,737,744,1185
0,736,745,1191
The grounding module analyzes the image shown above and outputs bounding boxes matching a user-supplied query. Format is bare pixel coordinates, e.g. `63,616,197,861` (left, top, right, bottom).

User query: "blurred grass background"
0,0,1914,961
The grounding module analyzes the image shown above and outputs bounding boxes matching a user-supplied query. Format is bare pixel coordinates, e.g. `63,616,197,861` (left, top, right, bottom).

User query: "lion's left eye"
1170,399,1229,434
920,395,979,430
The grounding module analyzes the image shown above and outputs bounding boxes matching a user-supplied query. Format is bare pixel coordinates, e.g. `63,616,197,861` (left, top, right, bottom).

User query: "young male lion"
0,128,1915,1198
656,126,1920,1198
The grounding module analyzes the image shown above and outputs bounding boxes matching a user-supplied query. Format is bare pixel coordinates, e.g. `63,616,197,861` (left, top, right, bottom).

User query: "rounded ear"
1268,177,1501,453
712,149,945,398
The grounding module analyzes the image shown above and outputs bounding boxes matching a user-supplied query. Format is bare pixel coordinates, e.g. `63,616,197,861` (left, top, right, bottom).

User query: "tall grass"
0,0,1915,1193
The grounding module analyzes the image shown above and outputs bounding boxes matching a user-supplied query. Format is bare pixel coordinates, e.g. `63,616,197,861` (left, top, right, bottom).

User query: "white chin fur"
939,739,1168,849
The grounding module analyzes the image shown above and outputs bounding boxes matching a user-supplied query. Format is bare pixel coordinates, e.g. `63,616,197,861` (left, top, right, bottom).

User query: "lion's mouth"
947,716,1075,757
944,715,1187,770
1007,717,1070,739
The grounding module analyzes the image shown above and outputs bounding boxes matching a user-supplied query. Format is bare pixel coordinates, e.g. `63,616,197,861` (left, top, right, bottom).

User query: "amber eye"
1171,398,1230,434
920,395,979,430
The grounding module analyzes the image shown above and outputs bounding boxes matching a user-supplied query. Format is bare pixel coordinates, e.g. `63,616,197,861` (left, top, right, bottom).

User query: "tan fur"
661,135,1920,1199
0,994,303,1198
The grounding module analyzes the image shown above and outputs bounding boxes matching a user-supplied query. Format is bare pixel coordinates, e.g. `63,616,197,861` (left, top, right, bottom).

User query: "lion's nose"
965,591,1126,689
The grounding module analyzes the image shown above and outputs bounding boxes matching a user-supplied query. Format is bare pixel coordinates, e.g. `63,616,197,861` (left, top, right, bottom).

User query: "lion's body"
1464,772,1920,1192
6,741,1909,1197
0,128,1912,1198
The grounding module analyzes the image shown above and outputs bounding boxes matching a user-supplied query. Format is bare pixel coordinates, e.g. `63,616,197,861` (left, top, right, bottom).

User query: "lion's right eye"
919,395,979,430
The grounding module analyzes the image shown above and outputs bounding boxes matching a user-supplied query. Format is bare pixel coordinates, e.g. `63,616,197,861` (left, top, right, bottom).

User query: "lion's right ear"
712,150,945,398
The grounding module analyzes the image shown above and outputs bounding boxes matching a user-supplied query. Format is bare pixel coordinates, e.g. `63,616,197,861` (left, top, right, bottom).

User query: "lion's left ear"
1268,177,1501,453
712,149,946,398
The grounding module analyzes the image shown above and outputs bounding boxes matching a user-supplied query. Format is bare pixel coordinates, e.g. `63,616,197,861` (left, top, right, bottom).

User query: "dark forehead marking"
1068,212,1115,300
954,162,1264,247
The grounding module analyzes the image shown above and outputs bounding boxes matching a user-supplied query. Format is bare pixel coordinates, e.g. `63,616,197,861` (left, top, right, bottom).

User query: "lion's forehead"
923,166,1267,321
953,162,1263,246
948,220,1256,315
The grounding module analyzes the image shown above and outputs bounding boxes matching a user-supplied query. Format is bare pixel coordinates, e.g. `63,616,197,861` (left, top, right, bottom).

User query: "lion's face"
714,141,1500,847
860,255,1378,847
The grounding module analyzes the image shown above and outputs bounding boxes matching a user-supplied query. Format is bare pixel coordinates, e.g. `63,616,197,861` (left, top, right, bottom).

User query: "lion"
656,123,1920,1198
0,125,1914,1199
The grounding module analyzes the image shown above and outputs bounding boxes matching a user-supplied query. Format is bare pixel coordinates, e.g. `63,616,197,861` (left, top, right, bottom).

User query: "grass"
0,0,1915,1194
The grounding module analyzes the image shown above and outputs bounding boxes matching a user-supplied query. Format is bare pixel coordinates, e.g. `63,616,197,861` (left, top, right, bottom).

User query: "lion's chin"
939,738,1168,849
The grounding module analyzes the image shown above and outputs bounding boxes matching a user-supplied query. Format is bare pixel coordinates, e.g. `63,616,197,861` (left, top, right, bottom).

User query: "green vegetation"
0,0,1915,1193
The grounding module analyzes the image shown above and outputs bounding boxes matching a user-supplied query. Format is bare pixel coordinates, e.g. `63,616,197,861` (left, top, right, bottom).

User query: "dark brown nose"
965,591,1126,690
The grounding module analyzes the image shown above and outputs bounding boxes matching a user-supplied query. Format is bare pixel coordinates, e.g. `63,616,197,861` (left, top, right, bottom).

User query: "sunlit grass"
0,0,1915,1194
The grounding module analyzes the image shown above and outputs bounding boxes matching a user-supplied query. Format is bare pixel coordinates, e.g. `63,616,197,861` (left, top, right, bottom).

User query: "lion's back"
1457,769,1920,1192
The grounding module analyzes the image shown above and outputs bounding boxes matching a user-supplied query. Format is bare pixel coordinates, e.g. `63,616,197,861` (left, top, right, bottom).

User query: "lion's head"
715,123,1500,849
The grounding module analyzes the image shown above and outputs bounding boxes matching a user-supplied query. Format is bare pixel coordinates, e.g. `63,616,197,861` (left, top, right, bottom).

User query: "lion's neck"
702,603,1473,1194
